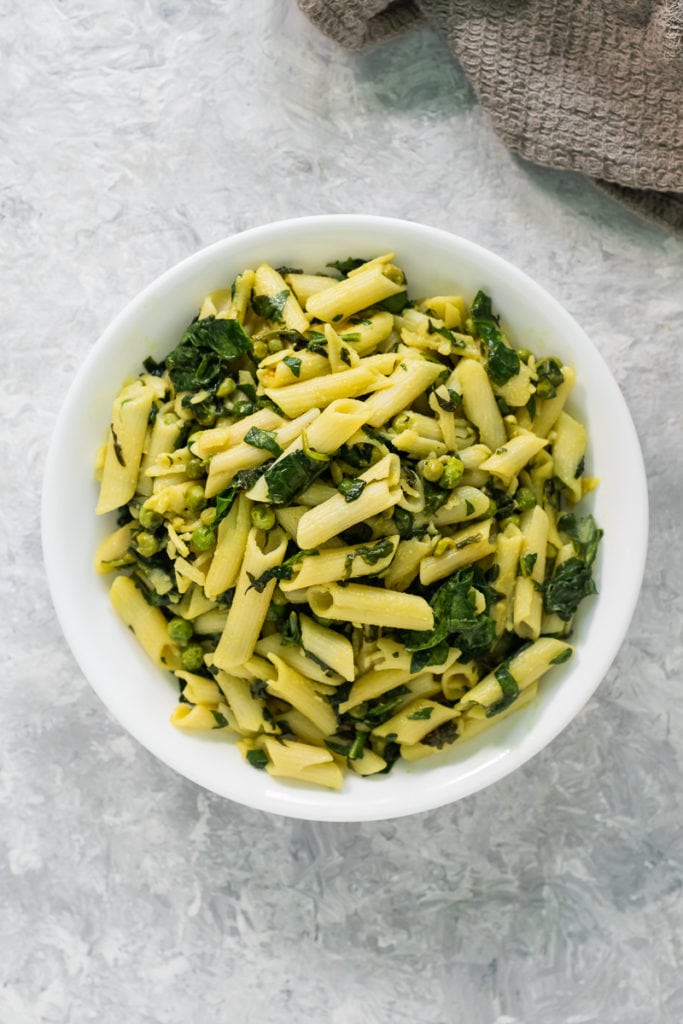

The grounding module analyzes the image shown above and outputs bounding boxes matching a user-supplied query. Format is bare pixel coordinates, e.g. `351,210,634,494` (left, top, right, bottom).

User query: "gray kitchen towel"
298,0,683,235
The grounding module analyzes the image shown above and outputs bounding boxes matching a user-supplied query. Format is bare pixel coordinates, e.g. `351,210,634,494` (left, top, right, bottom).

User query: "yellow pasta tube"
308,582,434,631
203,492,252,601
266,655,338,735
299,614,355,682
459,637,572,713
295,453,401,548
284,272,337,305
280,536,398,591
192,408,284,458
109,575,181,670
338,310,394,355
479,431,548,489
263,361,390,419
212,527,288,671
205,408,319,497
513,505,549,640
138,411,183,496
256,349,329,389
338,667,421,714
254,634,341,686
533,365,576,437
382,535,436,591
96,380,158,514
305,262,404,322
372,698,460,744
94,522,135,573
452,359,506,452
361,358,444,428
253,264,309,332
551,411,587,503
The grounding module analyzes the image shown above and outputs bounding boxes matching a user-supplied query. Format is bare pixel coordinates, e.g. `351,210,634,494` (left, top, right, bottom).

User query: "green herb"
165,316,252,391
558,513,603,567
252,290,290,323
275,266,303,276
550,646,573,665
344,537,396,576
535,358,565,399
211,710,229,729
246,549,318,594
327,257,365,276
325,737,352,757
246,749,268,769
421,720,459,749
110,425,125,467
543,558,598,621
520,553,537,578
434,387,462,412
486,664,520,717
471,291,520,386
250,679,269,699
407,706,433,721
409,641,450,674
337,478,367,503
376,291,409,314
264,449,328,505
427,323,466,350
405,566,496,661
243,426,282,458
281,610,302,647
283,355,302,378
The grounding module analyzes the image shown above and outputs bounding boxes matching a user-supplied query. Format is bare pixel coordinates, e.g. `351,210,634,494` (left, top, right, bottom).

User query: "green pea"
139,506,163,530
251,505,276,531
267,337,284,353
217,378,237,398
185,484,206,513
422,458,444,483
439,457,464,489
167,617,194,646
135,531,159,558
185,457,205,480
252,340,268,360
180,644,205,671
516,487,537,511
517,347,532,364
191,525,216,551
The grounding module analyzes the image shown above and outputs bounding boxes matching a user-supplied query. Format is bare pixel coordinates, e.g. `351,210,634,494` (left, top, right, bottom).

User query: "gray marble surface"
3,2,683,1022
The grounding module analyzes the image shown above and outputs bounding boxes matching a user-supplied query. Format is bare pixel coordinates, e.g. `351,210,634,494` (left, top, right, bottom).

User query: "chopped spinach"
246,749,268,770
243,426,282,458
326,257,365,276
519,553,537,578
558,513,603,567
251,290,290,323
421,720,459,749
211,710,229,729
165,316,252,391
535,358,565,399
283,355,302,378
471,291,520,386
486,664,520,717
405,566,496,661
264,449,328,505
543,557,597,621
337,478,367,503
407,706,433,721
376,291,409,314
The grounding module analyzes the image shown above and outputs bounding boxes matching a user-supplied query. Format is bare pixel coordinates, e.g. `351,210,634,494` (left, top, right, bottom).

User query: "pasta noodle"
94,252,602,789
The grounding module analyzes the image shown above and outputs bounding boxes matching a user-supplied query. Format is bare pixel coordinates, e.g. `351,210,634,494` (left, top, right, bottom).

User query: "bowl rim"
41,214,649,821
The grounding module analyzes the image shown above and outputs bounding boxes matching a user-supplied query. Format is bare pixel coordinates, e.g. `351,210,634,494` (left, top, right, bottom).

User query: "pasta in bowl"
42,216,647,820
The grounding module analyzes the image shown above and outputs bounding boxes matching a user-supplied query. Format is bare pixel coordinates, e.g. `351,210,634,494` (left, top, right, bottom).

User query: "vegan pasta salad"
94,253,602,789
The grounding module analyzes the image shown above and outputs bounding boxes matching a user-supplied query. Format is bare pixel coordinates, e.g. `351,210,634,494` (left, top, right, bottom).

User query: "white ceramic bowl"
42,215,648,821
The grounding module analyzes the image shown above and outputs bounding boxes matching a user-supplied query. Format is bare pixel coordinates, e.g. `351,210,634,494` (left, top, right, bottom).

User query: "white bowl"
42,215,648,821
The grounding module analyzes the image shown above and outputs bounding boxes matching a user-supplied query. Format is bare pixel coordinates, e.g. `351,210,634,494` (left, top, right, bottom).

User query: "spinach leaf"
246,749,268,769
557,513,603,567
251,290,290,323
421,720,459,749
407,706,433,721
376,291,409,314
471,291,520,386
542,557,597,621
246,549,319,594
404,566,496,660
486,664,520,717
283,355,302,378
337,478,367,503
165,316,252,391
263,449,328,505
343,537,395,577
327,257,366,276
535,357,565,399
243,426,282,458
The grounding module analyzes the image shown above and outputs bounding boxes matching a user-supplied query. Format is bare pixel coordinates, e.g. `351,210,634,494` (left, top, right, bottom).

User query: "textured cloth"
298,0,683,234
